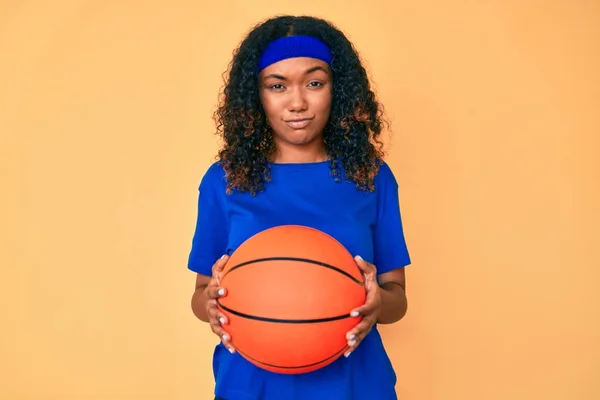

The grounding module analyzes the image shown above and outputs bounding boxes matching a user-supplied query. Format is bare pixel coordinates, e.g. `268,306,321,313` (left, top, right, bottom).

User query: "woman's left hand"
345,255,382,358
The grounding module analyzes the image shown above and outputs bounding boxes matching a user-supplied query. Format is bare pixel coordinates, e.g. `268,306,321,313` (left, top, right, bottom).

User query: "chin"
286,136,319,146
278,130,320,145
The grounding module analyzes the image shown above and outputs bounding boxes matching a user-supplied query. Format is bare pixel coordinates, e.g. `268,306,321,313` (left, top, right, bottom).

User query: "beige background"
1,1,599,399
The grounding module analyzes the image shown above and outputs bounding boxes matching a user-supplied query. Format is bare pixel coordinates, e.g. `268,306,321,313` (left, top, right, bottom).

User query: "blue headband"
258,35,333,71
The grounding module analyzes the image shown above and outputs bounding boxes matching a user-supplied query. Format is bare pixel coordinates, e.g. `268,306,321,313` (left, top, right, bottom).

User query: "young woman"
188,15,411,400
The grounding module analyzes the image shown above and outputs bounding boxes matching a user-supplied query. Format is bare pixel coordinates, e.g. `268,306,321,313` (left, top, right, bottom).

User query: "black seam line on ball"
234,344,349,369
223,256,364,286
217,301,352,324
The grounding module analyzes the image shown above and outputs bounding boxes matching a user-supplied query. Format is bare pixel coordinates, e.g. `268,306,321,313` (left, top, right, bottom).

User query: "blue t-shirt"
188,159,411,400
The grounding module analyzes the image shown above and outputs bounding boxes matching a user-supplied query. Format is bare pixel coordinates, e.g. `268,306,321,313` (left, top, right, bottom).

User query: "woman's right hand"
204,254,235,354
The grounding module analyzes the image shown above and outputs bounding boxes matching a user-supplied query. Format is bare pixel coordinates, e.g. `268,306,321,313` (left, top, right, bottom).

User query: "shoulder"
198,161,228,201
374,160,399,192
199,161,227,191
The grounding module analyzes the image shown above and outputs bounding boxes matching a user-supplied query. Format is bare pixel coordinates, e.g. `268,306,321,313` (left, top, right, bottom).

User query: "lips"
284,118,313,129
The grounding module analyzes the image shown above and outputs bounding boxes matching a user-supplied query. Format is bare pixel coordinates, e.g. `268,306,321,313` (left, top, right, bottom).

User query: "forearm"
377,282,408,324
191,285,210,323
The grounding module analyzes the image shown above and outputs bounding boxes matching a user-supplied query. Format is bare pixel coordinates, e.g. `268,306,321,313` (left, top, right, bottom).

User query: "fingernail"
221,254,226,259
351,311,359,317
347,333,355,340
348,339,357,346
218,288,225,296
344,351,352,358
228,347,235,354
355,255,363,261
219,317,226,325
222,334,229,341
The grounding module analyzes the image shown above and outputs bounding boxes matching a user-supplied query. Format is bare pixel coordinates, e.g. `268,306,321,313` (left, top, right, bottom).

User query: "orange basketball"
217,225,366,374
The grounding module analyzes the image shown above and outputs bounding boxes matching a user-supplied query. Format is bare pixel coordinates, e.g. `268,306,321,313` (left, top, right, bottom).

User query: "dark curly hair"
214,15,389,195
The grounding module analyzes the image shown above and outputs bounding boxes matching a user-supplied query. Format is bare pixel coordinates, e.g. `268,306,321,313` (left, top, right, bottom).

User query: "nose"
287,87,308,113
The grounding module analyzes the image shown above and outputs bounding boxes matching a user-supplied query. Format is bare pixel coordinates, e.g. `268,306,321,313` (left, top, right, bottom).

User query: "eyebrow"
263,66,329,81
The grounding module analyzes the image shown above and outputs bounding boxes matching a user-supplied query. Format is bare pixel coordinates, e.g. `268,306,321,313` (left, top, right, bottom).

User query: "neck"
272,141,328,164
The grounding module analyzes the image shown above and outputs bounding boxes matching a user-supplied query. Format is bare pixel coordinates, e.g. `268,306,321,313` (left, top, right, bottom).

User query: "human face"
259,57,332,158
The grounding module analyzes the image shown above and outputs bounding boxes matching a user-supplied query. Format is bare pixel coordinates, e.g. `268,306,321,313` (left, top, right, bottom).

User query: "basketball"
216,225,366,374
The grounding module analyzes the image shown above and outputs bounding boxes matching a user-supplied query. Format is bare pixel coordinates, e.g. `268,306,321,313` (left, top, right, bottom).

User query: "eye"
308,81,323,87
269,83,285,90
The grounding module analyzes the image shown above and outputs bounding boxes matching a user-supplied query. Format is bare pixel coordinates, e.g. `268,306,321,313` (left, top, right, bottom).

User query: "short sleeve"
187,163,229,276
373,162,411,274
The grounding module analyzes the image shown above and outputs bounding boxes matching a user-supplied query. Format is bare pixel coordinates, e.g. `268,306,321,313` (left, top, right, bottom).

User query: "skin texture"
258,57,332,163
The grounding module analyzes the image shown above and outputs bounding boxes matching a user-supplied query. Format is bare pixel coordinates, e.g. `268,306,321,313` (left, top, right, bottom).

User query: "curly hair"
213,15,389,195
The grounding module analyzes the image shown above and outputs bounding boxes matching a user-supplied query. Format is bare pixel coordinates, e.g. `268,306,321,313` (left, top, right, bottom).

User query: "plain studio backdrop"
1,1,598,399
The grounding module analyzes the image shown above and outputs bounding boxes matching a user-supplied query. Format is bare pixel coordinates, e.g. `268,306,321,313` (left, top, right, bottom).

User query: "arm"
191,273,211,323
187,163,230,326
190,255,236,353
345,258,408,356
345,163,411,355
371,162,410,324
377,268,408,324
190,253,230,324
